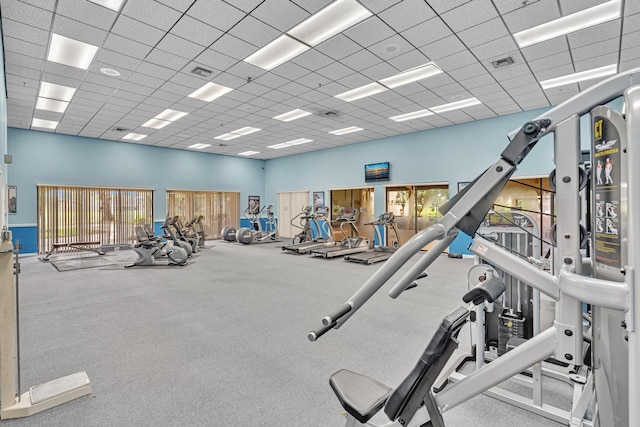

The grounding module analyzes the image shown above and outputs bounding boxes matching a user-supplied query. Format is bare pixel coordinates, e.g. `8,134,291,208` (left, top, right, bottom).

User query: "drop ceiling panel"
2,1,53,30
440,0,499,32
2,1,639,159
121,0,183,31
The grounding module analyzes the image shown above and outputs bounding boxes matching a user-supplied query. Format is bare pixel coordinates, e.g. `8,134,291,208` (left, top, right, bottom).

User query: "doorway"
277,191,310,239
330,188,374,241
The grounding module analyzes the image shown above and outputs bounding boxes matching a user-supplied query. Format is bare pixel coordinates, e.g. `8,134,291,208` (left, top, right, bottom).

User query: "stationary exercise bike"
127,221,188,267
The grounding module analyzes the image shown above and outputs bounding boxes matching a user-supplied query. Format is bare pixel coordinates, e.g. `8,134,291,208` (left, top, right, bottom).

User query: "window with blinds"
37,185,153,253
166,190,240,239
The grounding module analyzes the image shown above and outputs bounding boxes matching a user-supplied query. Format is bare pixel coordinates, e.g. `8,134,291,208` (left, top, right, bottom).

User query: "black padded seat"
329,369,393,424
384,306,470,424
462,277,506,306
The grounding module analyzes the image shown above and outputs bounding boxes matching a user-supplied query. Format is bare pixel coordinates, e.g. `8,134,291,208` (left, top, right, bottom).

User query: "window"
166,190,240,239
37,185,153,253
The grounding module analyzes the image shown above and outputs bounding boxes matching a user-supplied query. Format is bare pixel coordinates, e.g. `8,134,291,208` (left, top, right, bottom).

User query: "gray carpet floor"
4,242,570,426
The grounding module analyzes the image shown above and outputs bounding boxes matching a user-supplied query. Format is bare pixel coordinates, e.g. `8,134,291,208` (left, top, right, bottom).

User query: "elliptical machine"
235,204,279,244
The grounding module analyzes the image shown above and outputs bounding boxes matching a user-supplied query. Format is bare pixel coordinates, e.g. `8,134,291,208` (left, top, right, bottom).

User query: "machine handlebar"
308,321,337,342
322,303,352,326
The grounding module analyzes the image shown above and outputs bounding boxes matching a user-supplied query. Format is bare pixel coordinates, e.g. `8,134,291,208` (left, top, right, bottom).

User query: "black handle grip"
308,321,337,342
322,304,352,326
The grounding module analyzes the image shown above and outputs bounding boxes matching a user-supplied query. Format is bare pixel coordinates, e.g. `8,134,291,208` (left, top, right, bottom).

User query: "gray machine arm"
309,67,640,340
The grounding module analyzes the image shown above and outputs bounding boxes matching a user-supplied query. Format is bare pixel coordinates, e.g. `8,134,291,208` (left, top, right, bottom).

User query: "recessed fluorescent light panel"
215,133,242,141
273,109,312,122
244,34,309,71
430,98,481,113
188,143,211,149
268,138,313,149
188,82,233,102
88,0,125,11
513,0,622,48
142,118,172,129
239,151,260,156
336,82,387,102
47,34,98,69
540,64,618,89
36,97,69,113
379,63,443,89
122,133,147,141
233,126,261,136
329,126,363,135
389,109,433,122
288,0,372,47
39,82,76,101
155,109,188,121
32,118,59,129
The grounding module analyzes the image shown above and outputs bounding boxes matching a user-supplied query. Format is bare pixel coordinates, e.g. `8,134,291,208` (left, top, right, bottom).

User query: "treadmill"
310,207,369,259
344,212,400,265
282,206,333,254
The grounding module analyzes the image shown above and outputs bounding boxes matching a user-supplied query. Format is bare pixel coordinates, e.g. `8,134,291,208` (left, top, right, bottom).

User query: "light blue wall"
264,108,557,253
7,128,265,253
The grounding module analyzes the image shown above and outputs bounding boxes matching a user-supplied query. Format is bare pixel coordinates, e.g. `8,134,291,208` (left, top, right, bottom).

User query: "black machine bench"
43,241,105,261
329,277,505,426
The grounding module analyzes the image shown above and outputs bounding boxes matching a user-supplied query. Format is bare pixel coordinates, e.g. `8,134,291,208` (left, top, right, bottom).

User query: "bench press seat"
329,369,393,424
43,241,105,261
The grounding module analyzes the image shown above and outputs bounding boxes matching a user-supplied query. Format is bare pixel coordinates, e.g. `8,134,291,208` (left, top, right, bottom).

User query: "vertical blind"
37,185,153,254
166,190,240,239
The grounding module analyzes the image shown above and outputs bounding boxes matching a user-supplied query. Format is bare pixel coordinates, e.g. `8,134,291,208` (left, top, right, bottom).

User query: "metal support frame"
312,67,640,427
0,233,91,420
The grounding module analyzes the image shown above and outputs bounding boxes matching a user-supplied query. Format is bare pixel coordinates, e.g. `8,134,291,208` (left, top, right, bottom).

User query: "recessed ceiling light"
32,118,59,130
36,97,69,113
122,133,147,141
287,0,372,47
100,67,121,76
88,0,125,11
336,82,387,102
233,126,261,136
215,133,242,141
244,34,309,71
389,109,433,122
155,109,188,121
239,151,260,156
379,63,443,89
141,118,172,129
47,33,98,70
39,82,76,101
273,109,312,122
430,97,482,113
188,143,211,149
188,82,233,102
540,64,618,89
268,138,313,149
329,126,363,135
513,0,622,48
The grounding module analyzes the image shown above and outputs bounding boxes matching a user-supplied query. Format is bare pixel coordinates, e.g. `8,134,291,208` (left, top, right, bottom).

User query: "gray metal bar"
388,231,457,299
553,115,585,366
559,267,629,311
518,67,640,140
331,223,447,327
624,85,640,427
435,327,557,413
470,236,560,300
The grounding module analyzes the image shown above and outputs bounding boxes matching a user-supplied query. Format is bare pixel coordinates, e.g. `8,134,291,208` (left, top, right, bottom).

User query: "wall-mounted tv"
364,162,390,182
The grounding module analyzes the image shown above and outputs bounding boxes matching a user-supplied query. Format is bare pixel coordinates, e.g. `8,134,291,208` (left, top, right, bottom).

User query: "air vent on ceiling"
492,57,515,68
111,127,130,132
316,110,339,118
192,66,212,78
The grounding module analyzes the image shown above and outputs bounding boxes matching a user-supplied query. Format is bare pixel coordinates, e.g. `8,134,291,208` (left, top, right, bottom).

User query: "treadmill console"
378,212,394,223
337,207,359,222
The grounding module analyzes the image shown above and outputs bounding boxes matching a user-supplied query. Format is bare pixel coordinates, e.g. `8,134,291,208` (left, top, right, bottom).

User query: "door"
277,191,310,239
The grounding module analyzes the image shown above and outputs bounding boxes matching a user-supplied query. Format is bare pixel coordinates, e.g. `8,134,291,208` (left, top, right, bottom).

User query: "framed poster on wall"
313,191,324,210
248,195,260,214
7,185,17,214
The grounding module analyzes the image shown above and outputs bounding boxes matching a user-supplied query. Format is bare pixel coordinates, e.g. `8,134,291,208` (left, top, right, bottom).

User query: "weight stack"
498,309,525,355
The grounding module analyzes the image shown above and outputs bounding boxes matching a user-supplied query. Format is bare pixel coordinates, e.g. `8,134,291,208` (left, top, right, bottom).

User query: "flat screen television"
364,162,390,182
